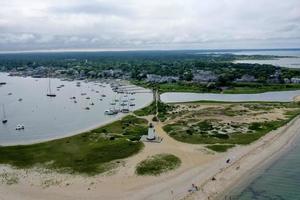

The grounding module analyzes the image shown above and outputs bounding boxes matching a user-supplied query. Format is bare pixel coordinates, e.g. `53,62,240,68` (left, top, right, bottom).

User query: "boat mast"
2,104,6,119
48,77,52,95
46,68,56,97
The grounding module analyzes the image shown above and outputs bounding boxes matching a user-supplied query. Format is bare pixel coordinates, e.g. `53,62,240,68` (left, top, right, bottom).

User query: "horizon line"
0,47,300,54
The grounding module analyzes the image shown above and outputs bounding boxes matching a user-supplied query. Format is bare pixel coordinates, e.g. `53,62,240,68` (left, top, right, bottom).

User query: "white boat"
16,124,25,130
105,109,118,115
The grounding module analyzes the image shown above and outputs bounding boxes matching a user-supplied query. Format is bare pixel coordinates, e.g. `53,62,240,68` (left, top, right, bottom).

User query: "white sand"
1,115,300,200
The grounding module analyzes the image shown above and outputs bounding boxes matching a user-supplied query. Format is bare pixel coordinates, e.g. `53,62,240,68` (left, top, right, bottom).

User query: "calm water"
232,49,300,68
228,135,300,200
0,73,152,145
161,91,300,103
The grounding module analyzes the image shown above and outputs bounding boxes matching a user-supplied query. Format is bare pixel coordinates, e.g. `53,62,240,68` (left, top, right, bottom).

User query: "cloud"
0,0,299,51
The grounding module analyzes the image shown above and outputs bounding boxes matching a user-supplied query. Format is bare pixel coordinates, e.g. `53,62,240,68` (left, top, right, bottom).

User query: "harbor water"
0,73,152,145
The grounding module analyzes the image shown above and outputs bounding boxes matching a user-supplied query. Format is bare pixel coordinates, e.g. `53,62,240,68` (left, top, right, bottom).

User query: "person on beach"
188,184,199,193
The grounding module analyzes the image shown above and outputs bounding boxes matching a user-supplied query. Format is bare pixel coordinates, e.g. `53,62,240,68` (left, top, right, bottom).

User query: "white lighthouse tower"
147,123,156,140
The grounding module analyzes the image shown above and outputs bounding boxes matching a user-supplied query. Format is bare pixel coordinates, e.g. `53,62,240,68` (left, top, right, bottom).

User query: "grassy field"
136,154,181,176
134,102,156,116
0,115,148,175
223,83,300,94
163,102,300,151
133,99,174,122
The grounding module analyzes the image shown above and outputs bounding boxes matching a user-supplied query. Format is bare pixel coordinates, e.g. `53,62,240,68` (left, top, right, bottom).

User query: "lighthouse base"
140,135,162,143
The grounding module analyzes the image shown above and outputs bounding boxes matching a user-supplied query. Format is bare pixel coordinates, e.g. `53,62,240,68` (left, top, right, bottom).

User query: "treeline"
1,51,300,84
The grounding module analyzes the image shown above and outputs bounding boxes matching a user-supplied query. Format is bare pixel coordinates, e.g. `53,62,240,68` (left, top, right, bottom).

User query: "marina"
0,73,152,145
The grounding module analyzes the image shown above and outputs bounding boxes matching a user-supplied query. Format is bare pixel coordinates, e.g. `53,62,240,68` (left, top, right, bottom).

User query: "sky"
0,0,300,52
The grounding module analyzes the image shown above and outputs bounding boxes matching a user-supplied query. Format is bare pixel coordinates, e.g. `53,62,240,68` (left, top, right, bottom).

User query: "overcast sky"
0,0,300,51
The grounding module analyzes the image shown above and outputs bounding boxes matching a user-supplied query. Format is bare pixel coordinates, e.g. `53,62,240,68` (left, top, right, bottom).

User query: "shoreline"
184,116,300,200
217,134,299,200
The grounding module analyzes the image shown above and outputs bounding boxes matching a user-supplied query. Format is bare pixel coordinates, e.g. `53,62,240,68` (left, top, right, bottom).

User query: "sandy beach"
1,113,300,200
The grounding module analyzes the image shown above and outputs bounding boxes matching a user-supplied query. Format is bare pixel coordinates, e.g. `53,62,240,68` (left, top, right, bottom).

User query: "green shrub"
136,154,181,176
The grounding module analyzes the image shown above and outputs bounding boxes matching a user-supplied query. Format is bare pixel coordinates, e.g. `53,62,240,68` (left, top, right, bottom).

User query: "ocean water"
228,136,300,200
232,49,300,68
0,73,152,145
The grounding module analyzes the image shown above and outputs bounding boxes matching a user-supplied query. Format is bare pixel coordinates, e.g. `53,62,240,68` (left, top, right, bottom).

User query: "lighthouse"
147,123,156,140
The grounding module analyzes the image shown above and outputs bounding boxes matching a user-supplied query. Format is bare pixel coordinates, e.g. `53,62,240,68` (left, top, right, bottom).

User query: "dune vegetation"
136,154,181,176
0,115,148,175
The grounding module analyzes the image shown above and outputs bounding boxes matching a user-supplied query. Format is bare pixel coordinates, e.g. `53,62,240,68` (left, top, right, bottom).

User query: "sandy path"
294,95,300,102
1,115,300,200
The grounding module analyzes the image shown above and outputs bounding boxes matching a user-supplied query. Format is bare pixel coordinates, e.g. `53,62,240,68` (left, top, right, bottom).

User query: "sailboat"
46,77,56,97
2,104,7,124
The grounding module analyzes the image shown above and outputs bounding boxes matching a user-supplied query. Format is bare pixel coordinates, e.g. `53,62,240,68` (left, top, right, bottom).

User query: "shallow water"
161,90,300,103
228,136,300,200
0,73,152,145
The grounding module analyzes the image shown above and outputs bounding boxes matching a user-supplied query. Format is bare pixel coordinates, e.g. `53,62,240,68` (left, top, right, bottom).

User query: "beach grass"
0,115,148,175
163,102,300,148
136,154,181,176
206,144,236,152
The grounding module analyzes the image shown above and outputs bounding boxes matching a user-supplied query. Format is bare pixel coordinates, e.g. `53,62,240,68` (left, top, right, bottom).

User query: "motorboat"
121,108,130,113
104,109,118,115
16,124,25,130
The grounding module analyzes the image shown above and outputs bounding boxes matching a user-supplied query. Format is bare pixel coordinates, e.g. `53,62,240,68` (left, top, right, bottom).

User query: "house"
192,70,218,83
146,74,179,83
284,78,291,84
102,69,123,78
235,74,257,83
291,78,300,84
